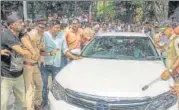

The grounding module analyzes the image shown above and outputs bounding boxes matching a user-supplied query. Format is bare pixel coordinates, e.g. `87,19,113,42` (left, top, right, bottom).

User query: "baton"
142,77,161,91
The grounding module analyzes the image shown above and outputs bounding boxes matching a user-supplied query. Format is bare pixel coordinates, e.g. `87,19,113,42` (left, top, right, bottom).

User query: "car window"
82,36,160,60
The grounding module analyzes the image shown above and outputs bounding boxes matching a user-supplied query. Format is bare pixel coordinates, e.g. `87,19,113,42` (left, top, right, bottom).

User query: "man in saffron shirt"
65,18,91,55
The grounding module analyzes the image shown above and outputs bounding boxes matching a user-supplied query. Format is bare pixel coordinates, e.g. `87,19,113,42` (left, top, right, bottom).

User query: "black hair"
60,23,68,29
48,19,60,27
85,22,91,27
72,18,80,23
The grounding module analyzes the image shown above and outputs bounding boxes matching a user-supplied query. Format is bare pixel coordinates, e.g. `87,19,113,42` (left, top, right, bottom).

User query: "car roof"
96,32,148,38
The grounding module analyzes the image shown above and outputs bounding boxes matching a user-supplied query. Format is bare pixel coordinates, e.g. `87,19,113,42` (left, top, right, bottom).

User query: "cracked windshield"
82,36,159,60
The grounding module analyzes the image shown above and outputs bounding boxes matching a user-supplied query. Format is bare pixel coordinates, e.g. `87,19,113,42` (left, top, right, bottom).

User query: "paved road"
7,91,15,110
7,75,52,110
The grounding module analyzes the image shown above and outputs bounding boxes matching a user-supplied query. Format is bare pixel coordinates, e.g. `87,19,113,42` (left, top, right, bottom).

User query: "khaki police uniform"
23,29,43,110
166,35,179,106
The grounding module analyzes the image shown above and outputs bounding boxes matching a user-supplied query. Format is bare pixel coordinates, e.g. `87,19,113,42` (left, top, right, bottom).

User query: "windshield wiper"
81,55,107,59
142,56,161,60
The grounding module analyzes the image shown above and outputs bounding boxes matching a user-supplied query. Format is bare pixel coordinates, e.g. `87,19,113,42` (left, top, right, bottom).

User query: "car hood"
56,58,174,98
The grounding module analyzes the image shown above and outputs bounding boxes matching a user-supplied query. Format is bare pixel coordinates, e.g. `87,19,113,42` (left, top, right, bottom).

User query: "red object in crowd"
174,26,179,35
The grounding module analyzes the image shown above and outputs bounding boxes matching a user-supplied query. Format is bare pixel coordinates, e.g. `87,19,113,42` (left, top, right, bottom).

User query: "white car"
49,32,178,110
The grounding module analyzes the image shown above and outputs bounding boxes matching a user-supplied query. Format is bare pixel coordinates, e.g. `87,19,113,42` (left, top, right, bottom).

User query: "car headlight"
145,91,177,110
50,79,66,100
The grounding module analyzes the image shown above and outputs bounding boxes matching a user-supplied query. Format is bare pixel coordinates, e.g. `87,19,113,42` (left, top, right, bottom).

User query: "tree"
96,1,115,22
1,1,23,19
153,0,169,22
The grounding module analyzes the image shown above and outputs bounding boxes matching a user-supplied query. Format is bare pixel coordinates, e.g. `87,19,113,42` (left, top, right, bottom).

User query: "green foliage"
1,1,174,22
96,1,116,21
132,1,143,8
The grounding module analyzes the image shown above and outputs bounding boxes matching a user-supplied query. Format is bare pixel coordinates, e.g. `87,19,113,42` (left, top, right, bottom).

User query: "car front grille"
65,89,151,110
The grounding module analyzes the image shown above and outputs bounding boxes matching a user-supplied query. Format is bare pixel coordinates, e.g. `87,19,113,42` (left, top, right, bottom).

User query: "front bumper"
48,91,178,110
48,91,84,110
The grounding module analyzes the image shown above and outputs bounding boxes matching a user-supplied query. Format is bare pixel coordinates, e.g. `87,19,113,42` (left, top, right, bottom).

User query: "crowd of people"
1,13,90,110
1,11,179,110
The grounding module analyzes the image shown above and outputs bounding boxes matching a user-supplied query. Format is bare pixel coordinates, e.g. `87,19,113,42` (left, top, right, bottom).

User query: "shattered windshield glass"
82,36,160,60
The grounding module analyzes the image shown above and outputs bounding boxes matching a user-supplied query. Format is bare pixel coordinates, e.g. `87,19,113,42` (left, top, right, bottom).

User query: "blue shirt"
160,35,169,44
159,35,169,57
42,31,69,67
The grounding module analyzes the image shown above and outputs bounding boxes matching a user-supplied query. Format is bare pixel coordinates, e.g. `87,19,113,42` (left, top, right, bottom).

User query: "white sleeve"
62,35,69,54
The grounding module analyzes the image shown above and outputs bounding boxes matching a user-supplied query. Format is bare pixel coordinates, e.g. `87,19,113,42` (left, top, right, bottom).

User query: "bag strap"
172,37,177,55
